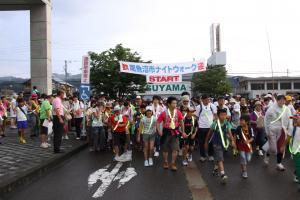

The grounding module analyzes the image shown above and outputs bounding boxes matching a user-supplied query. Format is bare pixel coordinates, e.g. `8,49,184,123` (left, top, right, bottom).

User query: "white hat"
145,106,153,112
229,98,236,103
265,94,272,98
113,106,121,112
182,95,190,101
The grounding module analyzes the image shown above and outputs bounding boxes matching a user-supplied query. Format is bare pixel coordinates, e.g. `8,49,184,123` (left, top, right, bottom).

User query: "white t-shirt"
288,126,300,154
73,101,84,118
152,104,164,119
10,99,17,117
91,107,103,127
16,106,28,122
195,103,217,128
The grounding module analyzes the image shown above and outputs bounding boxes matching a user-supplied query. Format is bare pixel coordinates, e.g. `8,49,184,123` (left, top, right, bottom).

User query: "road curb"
0,142,88,197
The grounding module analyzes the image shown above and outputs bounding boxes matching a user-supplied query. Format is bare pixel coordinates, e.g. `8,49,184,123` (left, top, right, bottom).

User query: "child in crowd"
16,98,28,144
205,108,236,184
235,115,255,179
182,107,198,166
138,106,157,167
288,112,300,190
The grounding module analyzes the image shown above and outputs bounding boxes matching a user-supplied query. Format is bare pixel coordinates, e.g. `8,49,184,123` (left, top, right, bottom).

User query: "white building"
235,76,300,98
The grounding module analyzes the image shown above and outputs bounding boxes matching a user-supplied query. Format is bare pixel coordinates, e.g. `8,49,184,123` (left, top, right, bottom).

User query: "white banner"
81,56,90,84
141,82,191,95
146,75,182,83
120,60,205,75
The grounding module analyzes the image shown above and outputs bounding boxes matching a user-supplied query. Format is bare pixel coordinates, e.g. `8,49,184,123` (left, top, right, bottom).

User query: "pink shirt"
52,97,64,116
157,109,183,129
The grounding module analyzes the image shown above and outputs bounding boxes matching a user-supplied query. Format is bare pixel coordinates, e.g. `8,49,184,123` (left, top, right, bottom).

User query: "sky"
0,0,300,78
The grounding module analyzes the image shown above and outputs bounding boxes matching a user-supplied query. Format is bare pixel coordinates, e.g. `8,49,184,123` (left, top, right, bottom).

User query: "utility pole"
287,68,289,77
64,60,68,81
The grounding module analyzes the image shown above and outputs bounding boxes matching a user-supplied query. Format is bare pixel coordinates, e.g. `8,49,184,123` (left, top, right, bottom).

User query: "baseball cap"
285,95,292,101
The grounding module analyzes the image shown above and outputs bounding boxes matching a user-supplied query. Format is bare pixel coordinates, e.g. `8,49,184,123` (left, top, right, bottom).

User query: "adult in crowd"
157,96,186,171
72,96,84,140
196,94,217,162
264,95,293,171
52,90,65,153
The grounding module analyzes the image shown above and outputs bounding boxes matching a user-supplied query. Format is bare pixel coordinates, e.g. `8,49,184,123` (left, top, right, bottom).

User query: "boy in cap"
182,107,198,166
109,106,128,162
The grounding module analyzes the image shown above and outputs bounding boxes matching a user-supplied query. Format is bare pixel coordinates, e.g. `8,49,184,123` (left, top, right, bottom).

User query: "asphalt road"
5,148,300,200
196,150,300,200
5,149,192,200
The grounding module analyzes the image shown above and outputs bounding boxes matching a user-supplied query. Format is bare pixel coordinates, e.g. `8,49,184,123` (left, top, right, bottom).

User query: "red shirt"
110,114,128,133
157,109,183,129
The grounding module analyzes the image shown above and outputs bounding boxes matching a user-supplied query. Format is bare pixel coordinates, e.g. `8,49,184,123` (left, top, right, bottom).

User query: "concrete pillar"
30,3,52,94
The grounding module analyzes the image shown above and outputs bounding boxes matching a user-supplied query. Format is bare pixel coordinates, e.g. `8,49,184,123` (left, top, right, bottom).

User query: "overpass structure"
0,0,52,94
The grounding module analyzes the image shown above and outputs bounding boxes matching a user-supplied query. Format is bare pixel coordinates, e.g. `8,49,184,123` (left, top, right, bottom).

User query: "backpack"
199,103,213,116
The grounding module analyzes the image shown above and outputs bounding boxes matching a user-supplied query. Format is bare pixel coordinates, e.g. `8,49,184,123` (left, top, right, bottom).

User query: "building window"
280,82,291,90
251,83,265,90
267,82,278,90
294,82,300,89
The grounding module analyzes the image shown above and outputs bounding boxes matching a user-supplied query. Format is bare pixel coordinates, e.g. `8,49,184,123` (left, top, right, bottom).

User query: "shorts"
40,119,48,135
240,151,252,165
213,144,224,162
17,121,28,129
161,129,179,152
183,136,195,146
113,132,126,147
143,134,156,143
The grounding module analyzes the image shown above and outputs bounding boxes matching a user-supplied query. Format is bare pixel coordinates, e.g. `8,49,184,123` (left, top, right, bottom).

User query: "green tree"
90,44,148,99
192,66,231,97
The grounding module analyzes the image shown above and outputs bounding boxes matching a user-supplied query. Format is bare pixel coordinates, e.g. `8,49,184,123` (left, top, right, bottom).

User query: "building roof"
238,76,300,82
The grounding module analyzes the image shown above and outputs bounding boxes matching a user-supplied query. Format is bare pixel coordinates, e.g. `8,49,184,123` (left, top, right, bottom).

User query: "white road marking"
88,154,137,199
91,162,123,198
117,167,137,188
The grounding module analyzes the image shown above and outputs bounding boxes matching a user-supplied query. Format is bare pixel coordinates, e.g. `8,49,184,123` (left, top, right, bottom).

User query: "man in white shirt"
195,95,217,161
264,95,293,171
72,96,84,140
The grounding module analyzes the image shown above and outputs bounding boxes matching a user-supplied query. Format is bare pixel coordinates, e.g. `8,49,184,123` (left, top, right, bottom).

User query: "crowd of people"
1,88,300,189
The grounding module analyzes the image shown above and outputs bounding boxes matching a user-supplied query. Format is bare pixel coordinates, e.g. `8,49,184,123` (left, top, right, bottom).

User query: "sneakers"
40,143,48,149
19,137,26,144
148,158,154,166
154,151,160,157
171,163,177,171
65,135,69,140
263,154,270,166
144,160,149,167
294,175,299,183
182,160,188,166
276,163,286,171
242,171,248,179
199,157,206,162
208,156,214,161
212,168,219,176
188,154,193,162
76,137,80,140
47,143,51,147
258,150,264,156
220,174,228,184
163,161,169,169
